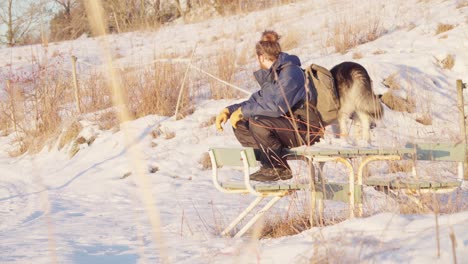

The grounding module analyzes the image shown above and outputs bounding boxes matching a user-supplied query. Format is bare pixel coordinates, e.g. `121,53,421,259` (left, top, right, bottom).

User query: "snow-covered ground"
1,0,468,263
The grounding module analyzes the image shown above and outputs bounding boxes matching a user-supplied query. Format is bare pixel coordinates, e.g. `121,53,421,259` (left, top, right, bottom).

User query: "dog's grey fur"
330,61,383,142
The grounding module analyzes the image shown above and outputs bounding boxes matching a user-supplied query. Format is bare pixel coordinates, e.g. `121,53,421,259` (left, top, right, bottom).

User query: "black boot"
249,167,292,182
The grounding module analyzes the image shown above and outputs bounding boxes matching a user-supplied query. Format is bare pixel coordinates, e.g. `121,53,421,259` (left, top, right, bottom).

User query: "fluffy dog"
330,61,383,143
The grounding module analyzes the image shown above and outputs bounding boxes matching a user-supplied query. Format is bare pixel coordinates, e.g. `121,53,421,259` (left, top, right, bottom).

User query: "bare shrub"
435,23,454,35
79,72,112,113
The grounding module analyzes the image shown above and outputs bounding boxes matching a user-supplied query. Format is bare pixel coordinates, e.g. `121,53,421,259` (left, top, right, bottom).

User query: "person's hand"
215,108,230,132
230,107,244,129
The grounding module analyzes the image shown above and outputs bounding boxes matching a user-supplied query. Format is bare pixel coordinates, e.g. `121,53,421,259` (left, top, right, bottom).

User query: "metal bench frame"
209,79,467,238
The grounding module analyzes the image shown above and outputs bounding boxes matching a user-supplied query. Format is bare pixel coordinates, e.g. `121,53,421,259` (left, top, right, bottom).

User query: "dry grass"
331,13,385,54
126,63,193,118
163,129,176,140
383,73,401,90
439,54,455,70
236,43,255,66
388,160,415,173
381,92,416,113
352,52,363,59
199,152,212,170
435,23,454,35
58,121,83,150
94,111,119,131
0,56,196,156
416,114,433,125
373,49,386,55
261,211,311,238
209,47,242,100
200,116,216,128
457,1,468,9
280,29,301,51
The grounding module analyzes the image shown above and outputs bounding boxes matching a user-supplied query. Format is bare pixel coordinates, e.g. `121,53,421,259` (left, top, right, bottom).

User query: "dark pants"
233,115,321,168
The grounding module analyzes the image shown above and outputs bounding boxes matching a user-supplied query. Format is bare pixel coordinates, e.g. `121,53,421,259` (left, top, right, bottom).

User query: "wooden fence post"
174,43,197,120
456,79,468,180
71,56,82,114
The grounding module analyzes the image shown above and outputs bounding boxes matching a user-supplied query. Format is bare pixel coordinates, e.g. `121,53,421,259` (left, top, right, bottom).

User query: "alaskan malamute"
330,61,383,142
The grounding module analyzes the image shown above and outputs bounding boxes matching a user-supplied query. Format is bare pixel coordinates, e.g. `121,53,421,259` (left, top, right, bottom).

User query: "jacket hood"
274,52,301,70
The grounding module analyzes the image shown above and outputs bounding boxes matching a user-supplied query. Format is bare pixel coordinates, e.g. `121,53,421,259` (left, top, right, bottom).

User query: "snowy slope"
1,0,468,263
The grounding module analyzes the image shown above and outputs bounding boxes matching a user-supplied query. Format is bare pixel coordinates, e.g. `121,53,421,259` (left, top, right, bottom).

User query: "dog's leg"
356,111,371,143
338,111,351,139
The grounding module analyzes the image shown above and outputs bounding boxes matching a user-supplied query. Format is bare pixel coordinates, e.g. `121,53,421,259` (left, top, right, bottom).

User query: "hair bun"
261,30,280,43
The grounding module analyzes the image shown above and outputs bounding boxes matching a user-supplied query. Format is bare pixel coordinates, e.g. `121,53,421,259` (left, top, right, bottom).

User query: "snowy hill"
1,0,468,263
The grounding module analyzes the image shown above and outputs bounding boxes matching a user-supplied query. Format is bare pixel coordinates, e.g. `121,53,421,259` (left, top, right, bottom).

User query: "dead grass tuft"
164,130,176,140
373,49,386,55
199,152,212,170
331,13,385,54
382,73,401,90
352,52,363,59
416,114,433,125
58,121,83,150
209,47,242,100
261,211,311,238
457,1,468,9
95,111,119,130
388,160,415,173
440,54,455,70
200,116,217,128
280,29,301,51
435,23,454,35
381,92,416,113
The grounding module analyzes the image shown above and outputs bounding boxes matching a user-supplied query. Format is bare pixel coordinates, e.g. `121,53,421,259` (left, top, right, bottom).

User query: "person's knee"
248,117,271,137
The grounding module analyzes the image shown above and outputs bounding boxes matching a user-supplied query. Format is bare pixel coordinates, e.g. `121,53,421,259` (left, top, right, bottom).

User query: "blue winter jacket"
227,52,306,119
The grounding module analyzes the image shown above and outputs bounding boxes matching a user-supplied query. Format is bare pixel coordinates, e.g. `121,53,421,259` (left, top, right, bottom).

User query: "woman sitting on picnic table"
215,30,322,182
